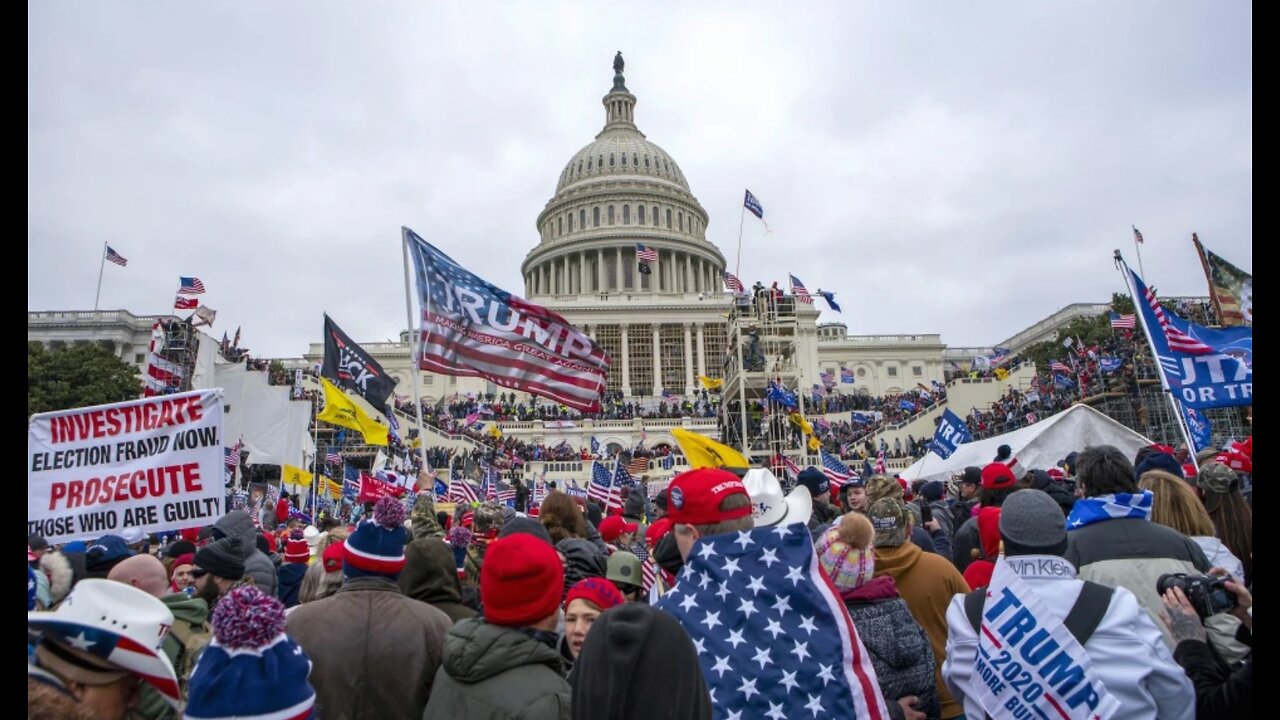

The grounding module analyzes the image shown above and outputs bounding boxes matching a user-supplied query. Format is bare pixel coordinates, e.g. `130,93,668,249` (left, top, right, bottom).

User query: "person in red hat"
665,467,755,562
424,533,570,720
951,461,1020,574
560,578,626,671
597,515,638,552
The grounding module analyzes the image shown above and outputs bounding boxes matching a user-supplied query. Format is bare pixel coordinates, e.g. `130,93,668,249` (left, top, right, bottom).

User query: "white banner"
973,557,1121,720
28,390,226,543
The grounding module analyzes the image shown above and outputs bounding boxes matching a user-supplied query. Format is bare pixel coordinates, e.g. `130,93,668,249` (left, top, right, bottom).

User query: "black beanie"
195,536,247,580
571,603,712,720
652,532,684,576
163,540,197,559
995,445,1012,462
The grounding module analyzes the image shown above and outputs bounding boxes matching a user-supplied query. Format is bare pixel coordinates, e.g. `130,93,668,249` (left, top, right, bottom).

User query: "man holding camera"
1062,446,1211,647
1161,576,1253,717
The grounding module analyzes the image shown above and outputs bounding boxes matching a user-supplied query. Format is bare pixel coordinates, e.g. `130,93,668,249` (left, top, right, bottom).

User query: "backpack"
168,617,213,692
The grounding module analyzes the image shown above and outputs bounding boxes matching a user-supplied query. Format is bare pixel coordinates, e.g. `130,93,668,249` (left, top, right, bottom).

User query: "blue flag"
1182,406,1214,453
1099,357,1123,374
928,408,972,459
767,382,798,410
1053,374,1076,389
818,290,842,313
850,411,872,425
655,524,888,719
433,477,449,497
898,399,916,412
1128,268,1252,409
743,189,764,219
590,436,600,455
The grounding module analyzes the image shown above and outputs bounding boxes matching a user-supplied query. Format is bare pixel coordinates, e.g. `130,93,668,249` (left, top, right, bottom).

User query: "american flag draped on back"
655,524,888,720
404,227,610,412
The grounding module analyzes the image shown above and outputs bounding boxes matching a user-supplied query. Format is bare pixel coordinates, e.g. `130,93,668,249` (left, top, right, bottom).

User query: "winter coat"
276,562,307,608
557,538,608,596
950,515,980,574
423,618,571,720
1173,624,1252,719
1064,517,1210,648
943,554,1195,720
213,510,278,597
287,577,453,719
133,593,210,720
400,537,478,625
843,576,940,720
873,541,970,719
412,492,447,541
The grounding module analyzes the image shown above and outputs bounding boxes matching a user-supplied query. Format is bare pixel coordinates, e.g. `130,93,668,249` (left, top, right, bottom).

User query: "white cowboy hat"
743,468,812,527
27,579,180,708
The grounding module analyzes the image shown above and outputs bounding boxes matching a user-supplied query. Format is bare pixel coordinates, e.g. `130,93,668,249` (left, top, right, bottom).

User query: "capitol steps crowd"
29,436,1252,719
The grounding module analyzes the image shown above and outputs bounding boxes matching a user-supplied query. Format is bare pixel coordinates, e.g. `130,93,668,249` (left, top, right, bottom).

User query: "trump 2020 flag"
972,557,1121,719
404,227,610,413
928,408,972,459
1126,267,1252,410
655,524,888,720
1182,406,1213,453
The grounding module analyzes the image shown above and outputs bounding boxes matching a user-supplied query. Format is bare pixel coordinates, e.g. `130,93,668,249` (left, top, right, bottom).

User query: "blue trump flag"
928,408,972,459
1128,267,1252,409
767,381,798,410
898,399,916,412
1099,357,1123,374
743,189,764,219
1182,406,1214,453
655,523,889,720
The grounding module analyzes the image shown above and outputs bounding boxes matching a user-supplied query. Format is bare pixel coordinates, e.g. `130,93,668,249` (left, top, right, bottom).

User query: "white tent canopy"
899,404,1153,484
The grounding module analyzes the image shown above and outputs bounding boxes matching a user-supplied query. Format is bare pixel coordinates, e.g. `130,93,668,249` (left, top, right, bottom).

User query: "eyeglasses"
191,567,209,579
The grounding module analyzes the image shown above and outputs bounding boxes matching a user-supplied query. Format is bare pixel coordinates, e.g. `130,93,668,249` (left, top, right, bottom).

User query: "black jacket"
1173,624,1252,718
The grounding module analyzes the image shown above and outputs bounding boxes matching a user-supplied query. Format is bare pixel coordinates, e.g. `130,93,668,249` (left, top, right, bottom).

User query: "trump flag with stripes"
404,227,610,412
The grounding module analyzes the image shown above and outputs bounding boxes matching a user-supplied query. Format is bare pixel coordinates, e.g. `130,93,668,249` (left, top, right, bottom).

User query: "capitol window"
633,153,638,166
652,205,659,226
644,156,650,168
623,205,630,224
558,217,563,235
568,214,574,232
578,161,583,174
588,157,593,170
608,205,615,224
678,213,684,232
666,208,672,228
913,366,923,377
887,367,898,377
638,205,646,224
593,207,600,227
609,154,615,167
621,154,627,166
579,209,586,229
857,368,867,378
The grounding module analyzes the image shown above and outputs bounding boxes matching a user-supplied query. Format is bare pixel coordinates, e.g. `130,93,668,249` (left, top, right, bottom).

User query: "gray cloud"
28,1,1252,356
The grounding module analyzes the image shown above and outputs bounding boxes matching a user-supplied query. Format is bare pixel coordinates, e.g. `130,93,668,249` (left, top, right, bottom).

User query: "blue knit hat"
344,497,410,579
1134,450,1184,480
184,585,315,720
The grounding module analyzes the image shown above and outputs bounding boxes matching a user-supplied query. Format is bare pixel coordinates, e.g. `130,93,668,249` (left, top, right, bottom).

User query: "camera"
1156,573,1238,619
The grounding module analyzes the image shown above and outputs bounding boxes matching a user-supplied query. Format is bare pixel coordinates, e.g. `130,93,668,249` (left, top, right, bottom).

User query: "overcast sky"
28,2,1252,357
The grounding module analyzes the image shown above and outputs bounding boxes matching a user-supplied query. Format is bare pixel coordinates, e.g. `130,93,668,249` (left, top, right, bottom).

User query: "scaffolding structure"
718,293,812,479
152,319,201,395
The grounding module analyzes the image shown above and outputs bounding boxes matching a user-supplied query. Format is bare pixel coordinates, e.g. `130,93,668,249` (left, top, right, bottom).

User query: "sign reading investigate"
28,390,225,543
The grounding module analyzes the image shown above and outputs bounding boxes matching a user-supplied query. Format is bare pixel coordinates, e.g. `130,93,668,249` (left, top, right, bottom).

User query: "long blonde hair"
1138,470,1214,537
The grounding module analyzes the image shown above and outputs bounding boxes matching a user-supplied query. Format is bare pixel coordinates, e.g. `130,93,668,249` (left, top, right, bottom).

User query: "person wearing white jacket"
943,490,1194,720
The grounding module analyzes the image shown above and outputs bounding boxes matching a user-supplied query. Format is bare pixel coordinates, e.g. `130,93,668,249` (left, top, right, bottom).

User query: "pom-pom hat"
344,497,409,579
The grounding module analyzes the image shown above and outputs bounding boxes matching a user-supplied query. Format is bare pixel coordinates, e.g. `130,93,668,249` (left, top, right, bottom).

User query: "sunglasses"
191,567,210,579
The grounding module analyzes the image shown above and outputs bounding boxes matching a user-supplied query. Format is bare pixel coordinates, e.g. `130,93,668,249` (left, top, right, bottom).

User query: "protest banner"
28,390,225,543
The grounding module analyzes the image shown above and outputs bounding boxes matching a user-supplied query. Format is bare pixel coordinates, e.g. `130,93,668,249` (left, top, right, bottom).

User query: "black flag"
322,314,398,410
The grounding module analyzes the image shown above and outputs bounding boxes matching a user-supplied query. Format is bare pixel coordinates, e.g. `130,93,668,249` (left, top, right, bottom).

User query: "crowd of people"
29,432,1252,719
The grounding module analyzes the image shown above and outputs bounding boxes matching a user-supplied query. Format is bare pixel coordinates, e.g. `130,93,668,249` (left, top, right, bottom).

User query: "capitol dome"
522,54,726,299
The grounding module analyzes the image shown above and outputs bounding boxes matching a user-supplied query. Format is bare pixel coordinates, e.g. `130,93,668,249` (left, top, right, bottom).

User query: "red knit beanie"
283,530,309,564
482,534,564,627
564,577,625,612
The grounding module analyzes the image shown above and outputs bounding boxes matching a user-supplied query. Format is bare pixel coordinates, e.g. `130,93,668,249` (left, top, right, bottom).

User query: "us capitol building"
31,56,1093,418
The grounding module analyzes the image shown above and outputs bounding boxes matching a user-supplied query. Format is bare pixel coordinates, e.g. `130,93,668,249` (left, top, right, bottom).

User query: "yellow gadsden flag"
487,423,503,439
994,368,1010,381
317,377,389,446
671,428,750,469
698,375,724,390
281,464,313,492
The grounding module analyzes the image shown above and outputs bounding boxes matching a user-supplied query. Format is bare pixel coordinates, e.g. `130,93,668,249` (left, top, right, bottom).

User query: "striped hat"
184,585,315,719
344,497,409,579
815,513,875,593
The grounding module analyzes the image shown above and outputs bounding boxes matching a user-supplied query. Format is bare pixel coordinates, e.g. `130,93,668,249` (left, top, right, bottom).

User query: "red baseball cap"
665,468,751,526
981,462,1018,490
645,517,673,547
598,516,638,543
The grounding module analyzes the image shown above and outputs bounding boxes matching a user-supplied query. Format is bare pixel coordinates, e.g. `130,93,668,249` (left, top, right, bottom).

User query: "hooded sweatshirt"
570,603,712,720
399,537,477,624
423,618,571,720
213,510,278,597
873,541,970,719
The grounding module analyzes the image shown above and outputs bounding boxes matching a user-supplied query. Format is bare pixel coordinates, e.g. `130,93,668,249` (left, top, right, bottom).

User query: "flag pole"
1113,251,1199,466
1132,226,1147,281
94,242,107,312
733,204,746,280
400,227,432,481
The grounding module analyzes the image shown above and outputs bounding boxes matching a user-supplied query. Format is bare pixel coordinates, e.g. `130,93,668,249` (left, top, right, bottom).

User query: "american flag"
661,389,683,402
819,371,835,386
448,475,480,504
533,478,548,504
626,456,650,476
496,482,516,504
588,461,614,507
404,228,610,413
174,296,197,310
722,271,745,293
779,455,801,484
820,449,854,489
1049,360,1072,374
325,448,342,466
655,524,889,720
636,243,658,262
1132,225,1144,244
1132,269,1216,354
105,245,128,267
177,276,206,295
1109,312,1136,330
790,274,814,304
873,450,886,475
641,554,657,593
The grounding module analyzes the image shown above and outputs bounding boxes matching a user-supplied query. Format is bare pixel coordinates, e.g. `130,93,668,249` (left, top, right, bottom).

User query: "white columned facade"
651,323,662,393
615,247,623,291
683,323,694,392
685,254,694,293
620,323,632,395
597,248,605,292
696,323,706,378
